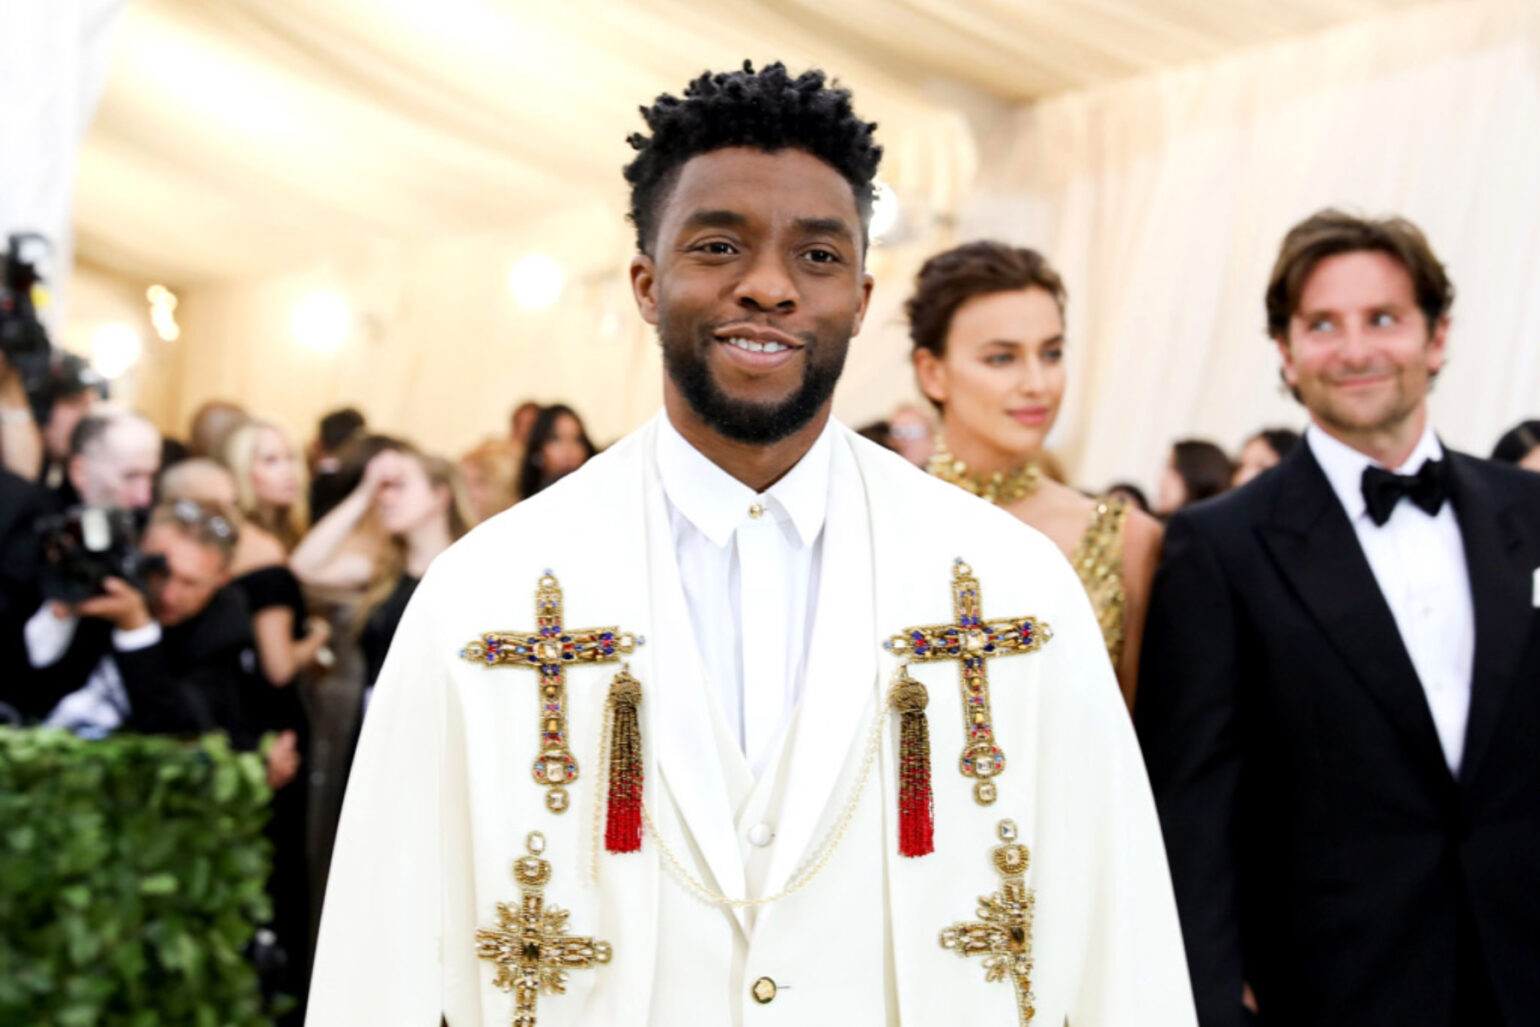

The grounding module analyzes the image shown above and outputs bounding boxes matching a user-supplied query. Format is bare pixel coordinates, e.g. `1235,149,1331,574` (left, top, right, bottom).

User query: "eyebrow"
794,216,858,243
982,334,1065,347
1298,303,1408,319
680,209,748,232
679,210,858,243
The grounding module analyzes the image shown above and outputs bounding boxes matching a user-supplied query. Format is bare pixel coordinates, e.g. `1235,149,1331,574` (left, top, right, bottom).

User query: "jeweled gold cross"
460,570,642,813
940,819,1037,1026
884,558,1050,805
477,831,612,1027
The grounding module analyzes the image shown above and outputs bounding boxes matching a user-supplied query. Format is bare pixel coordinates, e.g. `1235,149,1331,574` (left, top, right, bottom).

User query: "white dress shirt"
1307,423,1475,772
655,414,830,777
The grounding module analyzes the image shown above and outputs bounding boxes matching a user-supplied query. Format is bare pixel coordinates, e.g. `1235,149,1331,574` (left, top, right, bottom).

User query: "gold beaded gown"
1068,496,1130,668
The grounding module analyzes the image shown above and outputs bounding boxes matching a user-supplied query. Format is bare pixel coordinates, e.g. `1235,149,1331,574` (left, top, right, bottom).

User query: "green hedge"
0,728,275,1027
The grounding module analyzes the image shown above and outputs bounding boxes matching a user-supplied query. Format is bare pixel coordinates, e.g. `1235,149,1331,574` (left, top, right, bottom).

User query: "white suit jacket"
307,414,1198,1026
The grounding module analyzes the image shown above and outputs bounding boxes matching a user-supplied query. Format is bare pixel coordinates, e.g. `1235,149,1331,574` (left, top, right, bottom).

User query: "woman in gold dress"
906,241,1162,707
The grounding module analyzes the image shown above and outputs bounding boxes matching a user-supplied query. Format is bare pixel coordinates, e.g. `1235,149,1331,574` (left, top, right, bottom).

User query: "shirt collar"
1305,420,1444,522
655,412,833,549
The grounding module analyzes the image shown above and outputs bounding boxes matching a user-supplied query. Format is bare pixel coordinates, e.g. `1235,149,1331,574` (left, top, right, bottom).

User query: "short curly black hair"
623,61,882,255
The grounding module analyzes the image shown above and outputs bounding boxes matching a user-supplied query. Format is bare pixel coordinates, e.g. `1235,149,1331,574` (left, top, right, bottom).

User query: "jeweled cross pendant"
460,570,643,813
477,831,612,1027
883,558,1050,805
940,819,1037,1026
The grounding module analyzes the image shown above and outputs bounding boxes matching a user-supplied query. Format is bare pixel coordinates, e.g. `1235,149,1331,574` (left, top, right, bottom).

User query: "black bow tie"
1361,459,1450,526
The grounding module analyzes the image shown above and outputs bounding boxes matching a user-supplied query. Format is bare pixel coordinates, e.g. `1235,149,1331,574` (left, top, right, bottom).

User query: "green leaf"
212,761,239,804
55,1003,98,1027
0,729,271,1021
6,825,35,852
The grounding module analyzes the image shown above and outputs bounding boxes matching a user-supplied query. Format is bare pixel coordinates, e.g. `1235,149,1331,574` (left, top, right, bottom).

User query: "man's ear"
850,271,875,338
1273,333,1298,390
913,347,948,408
630,253,659,327
1426,315,1450,376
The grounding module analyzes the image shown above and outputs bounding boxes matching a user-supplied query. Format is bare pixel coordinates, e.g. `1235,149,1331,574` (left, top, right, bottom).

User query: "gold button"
748,502,764,519
750,976,777,1004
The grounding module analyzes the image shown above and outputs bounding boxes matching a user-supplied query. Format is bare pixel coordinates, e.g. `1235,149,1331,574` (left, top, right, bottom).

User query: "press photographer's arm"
0,353,43,480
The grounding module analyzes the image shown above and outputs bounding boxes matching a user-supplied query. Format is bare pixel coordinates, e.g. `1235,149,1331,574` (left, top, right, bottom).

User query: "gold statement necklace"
927,436,1043,506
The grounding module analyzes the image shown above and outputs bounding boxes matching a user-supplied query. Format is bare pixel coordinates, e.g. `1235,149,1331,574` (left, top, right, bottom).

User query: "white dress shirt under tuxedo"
655,414,830,777
1307,423,1475,772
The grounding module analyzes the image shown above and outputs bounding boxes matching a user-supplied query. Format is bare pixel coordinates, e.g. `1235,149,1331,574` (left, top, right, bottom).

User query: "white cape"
307,414,1197,1026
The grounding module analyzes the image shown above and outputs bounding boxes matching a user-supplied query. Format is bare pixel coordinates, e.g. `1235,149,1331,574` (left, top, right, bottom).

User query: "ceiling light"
292,292,350,353
870,180,900,242
90,324,143,379
508,254,564,310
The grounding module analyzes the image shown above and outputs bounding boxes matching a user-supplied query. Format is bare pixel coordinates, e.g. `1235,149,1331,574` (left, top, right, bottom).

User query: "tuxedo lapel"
1257,447,1454,790
1447,454,1533,789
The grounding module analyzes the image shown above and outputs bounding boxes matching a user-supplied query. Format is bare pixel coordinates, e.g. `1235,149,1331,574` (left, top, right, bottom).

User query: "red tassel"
604,669,643,853
892,671,935,858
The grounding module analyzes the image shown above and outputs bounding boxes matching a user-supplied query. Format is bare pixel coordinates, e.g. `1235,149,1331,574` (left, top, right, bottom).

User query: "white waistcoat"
307,414,1198,1027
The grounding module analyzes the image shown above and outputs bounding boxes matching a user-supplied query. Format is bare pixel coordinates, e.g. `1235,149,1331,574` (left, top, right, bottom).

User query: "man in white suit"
308,62,1197,1027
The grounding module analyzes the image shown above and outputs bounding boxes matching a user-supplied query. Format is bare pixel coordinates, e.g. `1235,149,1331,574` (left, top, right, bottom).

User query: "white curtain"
0,0,125,319
959,0,1540,493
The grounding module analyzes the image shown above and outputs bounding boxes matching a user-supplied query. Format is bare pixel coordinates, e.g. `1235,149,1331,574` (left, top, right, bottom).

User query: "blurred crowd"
0,381,599,1022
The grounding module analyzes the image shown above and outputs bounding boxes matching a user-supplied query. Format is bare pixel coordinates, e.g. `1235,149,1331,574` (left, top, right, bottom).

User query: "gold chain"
635,704,886,909
927,436,1042,505
590,691,614,884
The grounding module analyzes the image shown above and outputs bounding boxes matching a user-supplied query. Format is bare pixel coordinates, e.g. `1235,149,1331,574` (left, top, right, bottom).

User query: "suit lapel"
1256,446,1454,790
641,441,750,923
1446,453,1532,788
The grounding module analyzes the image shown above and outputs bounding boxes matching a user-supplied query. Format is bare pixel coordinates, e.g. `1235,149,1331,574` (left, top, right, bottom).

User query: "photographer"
62,409,160,515
23,501,280,743
2,409,158,719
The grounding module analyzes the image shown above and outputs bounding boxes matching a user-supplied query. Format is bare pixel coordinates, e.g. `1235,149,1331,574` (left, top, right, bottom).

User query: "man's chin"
1316,401,1413,437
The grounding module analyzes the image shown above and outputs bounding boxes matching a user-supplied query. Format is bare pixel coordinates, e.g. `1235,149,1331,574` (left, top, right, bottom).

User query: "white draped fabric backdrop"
959,0,1540,492
49,0,1540,495
0,0,125,322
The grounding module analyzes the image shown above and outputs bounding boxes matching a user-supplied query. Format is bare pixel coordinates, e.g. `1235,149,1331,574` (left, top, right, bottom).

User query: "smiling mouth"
720,335,794,355
1332,373,1392,388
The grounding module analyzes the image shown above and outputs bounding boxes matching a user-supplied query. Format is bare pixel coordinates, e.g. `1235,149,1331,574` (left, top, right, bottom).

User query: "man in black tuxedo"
1137,210,1540,1027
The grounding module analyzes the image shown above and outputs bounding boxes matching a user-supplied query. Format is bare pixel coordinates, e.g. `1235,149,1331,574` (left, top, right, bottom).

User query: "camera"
35,506,168,604
0,233,53,396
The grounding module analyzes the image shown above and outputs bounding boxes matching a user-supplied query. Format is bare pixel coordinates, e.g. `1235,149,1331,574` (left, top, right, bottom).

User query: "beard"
1305,366,1426,438
659,317,849,445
